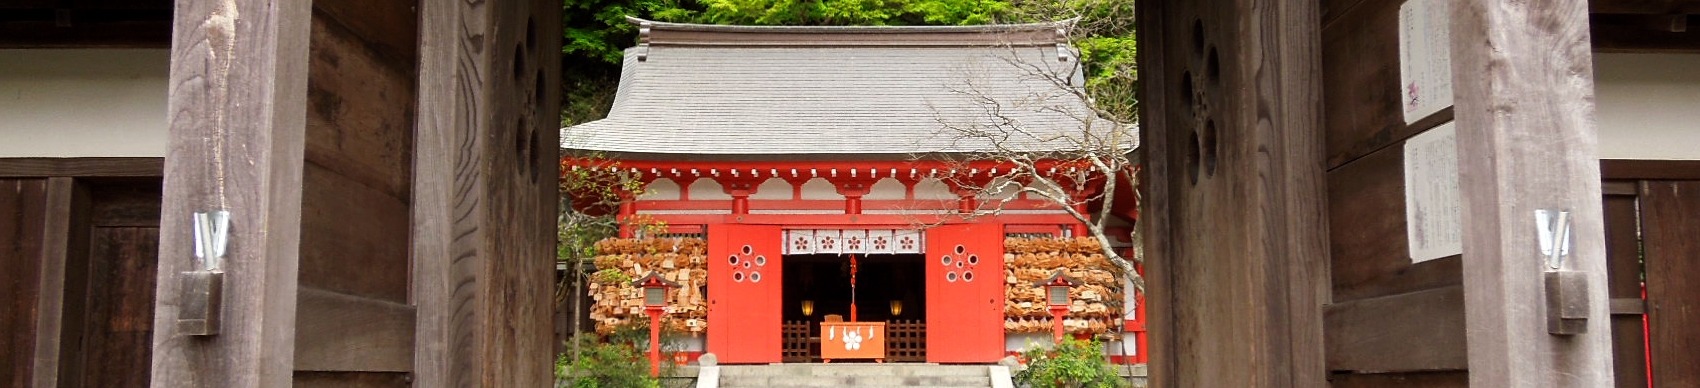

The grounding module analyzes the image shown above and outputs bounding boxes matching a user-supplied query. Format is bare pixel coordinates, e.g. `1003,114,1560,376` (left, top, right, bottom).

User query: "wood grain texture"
35,178,91,388
148,0,312,386
1140,0,1328,386
1326,145,1462,302
1133,0,1176,385
1601,159,1700,180
1638,180,1700,388
298,163,410,302
1,179,48,388
1320,0,1457,169
293,287,415,372
413,0,561,386
311,0,417,68
1329,371,1468,388
1602,192,1649,388
78,227,160,388
1322,0,1370,28
87,179,164,228
305,12,415,202
0,158,164,178
1324,286,1467,373
1451,0,1616,386
292,371,409,388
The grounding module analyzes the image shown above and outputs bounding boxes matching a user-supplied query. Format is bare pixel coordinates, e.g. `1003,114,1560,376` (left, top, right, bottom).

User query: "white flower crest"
843,330,863,350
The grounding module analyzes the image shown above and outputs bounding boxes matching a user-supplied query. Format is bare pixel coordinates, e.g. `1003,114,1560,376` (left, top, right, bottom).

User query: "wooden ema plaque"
820,322,886,362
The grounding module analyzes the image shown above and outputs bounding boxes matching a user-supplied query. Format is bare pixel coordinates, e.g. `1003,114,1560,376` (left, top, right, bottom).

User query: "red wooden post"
1050,305,1068,344
632,272,680,377
647,306,662,377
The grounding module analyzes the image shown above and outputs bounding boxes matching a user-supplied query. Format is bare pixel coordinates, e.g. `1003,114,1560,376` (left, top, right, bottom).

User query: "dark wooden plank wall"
413,0,561,386
1601,185,1648,388
1601,160,1700,387
1318,0,1468,385
1637,180,1700,388
290,1,419,386
1,179,49,388
73,180,161,388
1137,0,1328,386
0,164,162,388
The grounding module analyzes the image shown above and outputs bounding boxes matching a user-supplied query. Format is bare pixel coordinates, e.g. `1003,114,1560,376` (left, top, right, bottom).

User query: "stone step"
718,364,989,377
719,375,992,387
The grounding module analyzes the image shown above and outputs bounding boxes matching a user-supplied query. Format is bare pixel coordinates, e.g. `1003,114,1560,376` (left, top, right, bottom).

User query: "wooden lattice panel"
886,320,927,362
782,321,812,363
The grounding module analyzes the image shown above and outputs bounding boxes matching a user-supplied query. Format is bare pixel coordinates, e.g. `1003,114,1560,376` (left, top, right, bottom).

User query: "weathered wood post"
412,0,562,386
1452,0,1616,386
149,0,311,386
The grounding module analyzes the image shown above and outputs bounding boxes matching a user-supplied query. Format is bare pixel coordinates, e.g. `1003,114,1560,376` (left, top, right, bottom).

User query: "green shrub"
556,335,661,388
1013,337,1129,388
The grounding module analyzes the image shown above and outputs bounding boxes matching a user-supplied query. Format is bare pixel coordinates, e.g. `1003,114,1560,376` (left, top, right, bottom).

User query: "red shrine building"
561,19,1143,364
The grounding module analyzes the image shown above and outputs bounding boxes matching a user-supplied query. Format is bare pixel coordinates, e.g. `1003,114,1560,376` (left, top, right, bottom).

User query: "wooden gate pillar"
1137,0,1328,386
149,0,312,386
413,0,562,386
1452,0,1615,386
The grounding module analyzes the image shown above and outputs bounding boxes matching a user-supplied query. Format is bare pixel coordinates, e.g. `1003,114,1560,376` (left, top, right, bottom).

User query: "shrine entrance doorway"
781,253,927,363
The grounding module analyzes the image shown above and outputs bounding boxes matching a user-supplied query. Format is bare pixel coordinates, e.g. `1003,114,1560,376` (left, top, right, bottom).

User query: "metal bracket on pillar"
179,210,229,336
1537,209,1587,335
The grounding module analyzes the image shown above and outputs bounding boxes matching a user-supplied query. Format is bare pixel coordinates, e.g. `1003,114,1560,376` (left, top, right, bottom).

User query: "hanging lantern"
889,300,903,316
802,300,816,317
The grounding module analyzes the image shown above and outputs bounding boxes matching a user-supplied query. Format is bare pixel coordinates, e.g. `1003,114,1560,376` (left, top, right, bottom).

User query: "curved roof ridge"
624,16,1077,34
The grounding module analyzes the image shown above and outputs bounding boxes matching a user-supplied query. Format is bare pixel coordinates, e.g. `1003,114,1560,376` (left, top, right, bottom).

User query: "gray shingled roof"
561,19,1128,158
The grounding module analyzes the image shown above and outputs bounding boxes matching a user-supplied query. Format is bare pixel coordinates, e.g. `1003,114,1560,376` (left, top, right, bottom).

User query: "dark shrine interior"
782,253,926,324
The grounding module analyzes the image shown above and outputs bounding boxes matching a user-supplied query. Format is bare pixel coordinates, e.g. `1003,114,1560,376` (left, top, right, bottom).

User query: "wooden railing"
887,320,926,362
782,320,927,362
782,321,812,362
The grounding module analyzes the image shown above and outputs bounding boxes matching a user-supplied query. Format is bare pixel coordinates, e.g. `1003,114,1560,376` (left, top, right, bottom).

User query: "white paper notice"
1399,0,1452,124
1404,122,1462,263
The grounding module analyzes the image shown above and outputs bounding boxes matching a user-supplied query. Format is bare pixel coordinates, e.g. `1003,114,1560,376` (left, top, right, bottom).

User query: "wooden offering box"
820,321,886,362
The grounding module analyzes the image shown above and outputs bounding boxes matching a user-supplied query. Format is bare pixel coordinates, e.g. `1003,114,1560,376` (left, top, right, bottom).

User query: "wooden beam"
1601,159,1700,180
1591,14,1700,53
1324,286,1467,373
1451,0,1616,386
0,20,171,48
30,178,90,388
413,0,561,386
147,0,311,386
293,287,415,373
1589,0,1700,14
0,158,164,178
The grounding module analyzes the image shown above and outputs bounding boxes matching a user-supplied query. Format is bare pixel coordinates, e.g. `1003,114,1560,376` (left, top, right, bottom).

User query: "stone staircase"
709,364,1010,388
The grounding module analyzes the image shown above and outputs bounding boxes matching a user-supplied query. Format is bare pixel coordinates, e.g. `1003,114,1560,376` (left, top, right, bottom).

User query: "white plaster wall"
864,178,907,200
0,49,170,157
688,179,731,200
750,178,792,200
641,179,681,200
1593,53,1700,160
